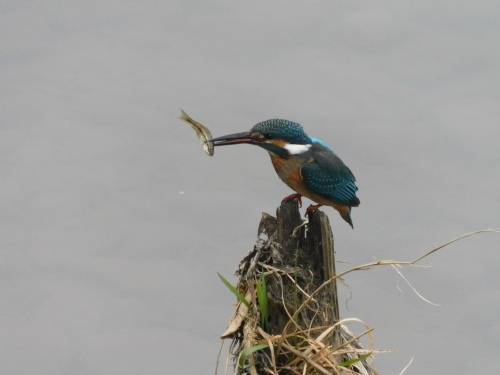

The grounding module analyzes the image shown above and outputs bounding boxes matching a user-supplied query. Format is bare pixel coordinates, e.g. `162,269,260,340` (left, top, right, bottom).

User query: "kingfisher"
210,119,360,228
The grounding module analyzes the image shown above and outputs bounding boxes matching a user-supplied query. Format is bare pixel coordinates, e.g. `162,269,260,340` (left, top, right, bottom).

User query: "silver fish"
179,110,214,156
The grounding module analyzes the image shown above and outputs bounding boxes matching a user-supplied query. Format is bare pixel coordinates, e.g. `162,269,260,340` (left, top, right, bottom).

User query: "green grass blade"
256,273,269,331
238,343,269,368
338,354,371,367
217,272,251,309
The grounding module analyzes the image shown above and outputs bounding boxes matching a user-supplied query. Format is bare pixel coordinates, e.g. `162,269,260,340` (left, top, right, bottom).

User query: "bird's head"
210,119,312,158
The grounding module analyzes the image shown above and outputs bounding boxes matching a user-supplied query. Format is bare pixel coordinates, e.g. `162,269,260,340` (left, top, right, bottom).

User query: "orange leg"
305,204,322,217
282,193,302,207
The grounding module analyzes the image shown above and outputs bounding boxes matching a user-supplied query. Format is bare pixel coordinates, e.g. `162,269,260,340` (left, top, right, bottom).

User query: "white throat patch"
284,143,312,155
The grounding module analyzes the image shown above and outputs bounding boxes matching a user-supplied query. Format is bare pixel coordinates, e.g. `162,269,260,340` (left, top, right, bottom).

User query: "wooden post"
222,199,377,375
273,200,340,346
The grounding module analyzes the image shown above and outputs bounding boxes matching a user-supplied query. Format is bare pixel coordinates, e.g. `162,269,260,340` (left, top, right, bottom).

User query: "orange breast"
269,154,351,217
270,155,310,196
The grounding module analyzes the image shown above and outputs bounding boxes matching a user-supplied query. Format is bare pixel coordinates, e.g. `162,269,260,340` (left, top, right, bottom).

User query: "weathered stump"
270,200,340,348
221,199,377,375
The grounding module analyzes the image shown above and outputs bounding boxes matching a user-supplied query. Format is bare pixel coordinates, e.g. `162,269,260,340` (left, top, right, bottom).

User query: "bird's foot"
282,193,303,207
305,204,322,217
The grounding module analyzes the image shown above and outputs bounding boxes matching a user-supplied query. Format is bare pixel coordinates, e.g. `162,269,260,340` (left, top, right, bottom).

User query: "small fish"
179,109,214,156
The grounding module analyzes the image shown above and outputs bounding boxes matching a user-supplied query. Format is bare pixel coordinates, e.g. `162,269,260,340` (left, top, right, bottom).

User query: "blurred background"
1,1,499,374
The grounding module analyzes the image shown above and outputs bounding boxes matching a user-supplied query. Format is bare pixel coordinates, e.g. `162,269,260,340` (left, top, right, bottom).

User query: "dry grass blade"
220,290,252,338
283,228,500,336
257,327,278,374
281,343,333,375
398,357,414,375
389,263,439,306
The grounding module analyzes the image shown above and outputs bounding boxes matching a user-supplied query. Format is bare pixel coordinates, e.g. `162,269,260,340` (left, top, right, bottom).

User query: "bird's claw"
282,193,303,207
305,204,322,217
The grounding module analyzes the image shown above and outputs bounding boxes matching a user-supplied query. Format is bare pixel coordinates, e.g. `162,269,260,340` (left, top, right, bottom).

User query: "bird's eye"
262,133,273,140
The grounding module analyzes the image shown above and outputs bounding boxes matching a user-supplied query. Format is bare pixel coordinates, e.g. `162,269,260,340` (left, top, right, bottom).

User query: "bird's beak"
210,131,262,146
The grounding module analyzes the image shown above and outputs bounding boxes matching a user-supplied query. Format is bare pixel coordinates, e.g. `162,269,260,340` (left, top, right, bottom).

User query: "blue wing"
300,142,360,206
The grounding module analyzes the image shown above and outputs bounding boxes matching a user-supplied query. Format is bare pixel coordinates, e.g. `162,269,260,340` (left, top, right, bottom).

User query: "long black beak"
210,131,262,146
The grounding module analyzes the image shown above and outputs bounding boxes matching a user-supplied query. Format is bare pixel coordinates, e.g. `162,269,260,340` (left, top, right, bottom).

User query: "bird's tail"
340,207,354,229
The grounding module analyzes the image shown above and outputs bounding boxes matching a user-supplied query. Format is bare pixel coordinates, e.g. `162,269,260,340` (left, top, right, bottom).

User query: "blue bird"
210,119,360,228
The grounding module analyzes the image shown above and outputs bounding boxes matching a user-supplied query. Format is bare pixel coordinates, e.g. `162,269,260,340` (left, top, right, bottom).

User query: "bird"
210,119,360,228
